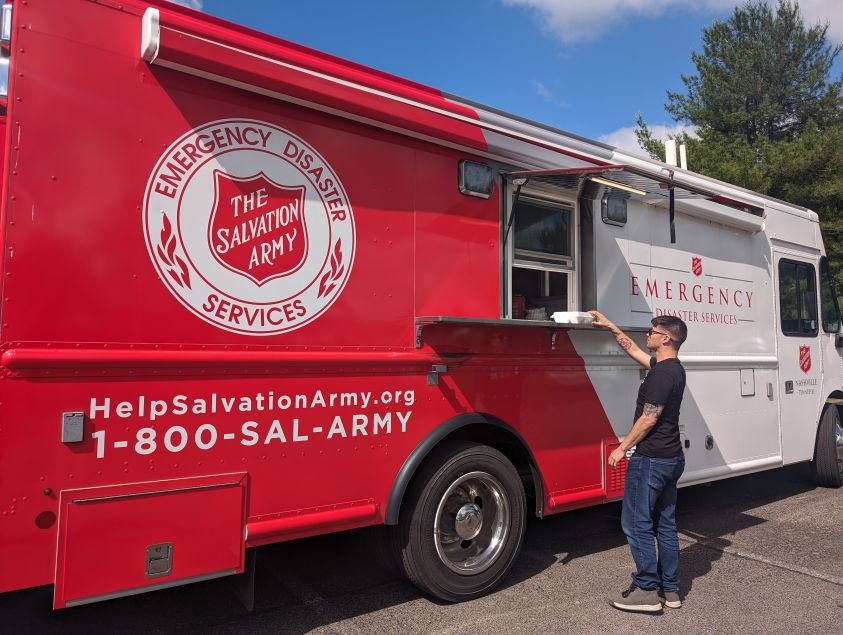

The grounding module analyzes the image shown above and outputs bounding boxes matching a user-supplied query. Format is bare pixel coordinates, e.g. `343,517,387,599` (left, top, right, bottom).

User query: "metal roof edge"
610,149,812,216
763,200,819,222
443,92,615,153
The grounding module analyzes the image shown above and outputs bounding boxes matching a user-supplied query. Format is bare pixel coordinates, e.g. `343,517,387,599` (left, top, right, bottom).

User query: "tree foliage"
635,1,843,291
668,0,841,144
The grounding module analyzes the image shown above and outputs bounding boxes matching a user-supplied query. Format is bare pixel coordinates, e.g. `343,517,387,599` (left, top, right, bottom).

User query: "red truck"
1,0,840,609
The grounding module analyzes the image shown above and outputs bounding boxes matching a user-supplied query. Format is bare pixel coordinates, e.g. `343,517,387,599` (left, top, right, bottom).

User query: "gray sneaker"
662,590,682,609
610,583,662,613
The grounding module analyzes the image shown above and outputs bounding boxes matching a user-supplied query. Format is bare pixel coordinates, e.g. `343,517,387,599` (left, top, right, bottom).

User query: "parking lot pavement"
3,463,842,634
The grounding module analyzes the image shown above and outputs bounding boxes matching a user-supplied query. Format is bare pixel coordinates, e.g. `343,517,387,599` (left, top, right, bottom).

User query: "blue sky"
173,0,843,154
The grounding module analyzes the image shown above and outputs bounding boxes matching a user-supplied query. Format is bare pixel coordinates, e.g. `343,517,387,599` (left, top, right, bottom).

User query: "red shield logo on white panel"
799,346,811,374
691,257,703,277
209,171,308,286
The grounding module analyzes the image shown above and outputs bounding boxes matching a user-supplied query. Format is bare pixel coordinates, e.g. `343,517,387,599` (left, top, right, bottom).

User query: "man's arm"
589,310,652,369
607,403,664,467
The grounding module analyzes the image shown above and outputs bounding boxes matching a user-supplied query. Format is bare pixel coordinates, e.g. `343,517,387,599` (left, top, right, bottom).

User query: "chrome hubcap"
455,503,483,540
433,471,510,575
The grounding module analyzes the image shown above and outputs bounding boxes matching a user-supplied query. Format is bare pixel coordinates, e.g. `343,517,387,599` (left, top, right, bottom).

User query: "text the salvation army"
214,186,303,272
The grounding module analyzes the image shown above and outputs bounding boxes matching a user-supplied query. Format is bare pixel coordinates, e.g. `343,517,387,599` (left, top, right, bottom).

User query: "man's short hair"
651,315,688,348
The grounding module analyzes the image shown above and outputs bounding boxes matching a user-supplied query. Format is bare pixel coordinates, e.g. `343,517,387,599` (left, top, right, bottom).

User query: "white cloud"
599,123,697,153
501,0,843,45
532,80,569,107
165,0,204,10
795,0,843,44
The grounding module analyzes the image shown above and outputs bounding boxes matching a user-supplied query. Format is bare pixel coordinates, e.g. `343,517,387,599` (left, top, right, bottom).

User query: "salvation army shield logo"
209,172,308,285
143,119,355,335
691,257,703,277
799,346,811,374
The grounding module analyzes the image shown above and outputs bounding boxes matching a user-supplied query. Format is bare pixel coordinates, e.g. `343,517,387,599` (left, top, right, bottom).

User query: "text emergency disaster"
87,388,415,459
631,273,756,326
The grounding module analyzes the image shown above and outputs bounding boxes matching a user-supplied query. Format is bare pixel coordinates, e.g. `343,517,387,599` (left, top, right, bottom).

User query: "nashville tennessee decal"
143,119,355,335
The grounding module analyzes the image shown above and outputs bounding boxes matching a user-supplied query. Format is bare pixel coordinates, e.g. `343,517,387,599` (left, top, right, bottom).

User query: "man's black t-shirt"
634,357,686,457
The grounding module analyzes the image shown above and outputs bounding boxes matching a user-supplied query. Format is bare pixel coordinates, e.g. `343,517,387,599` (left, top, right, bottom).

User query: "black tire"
811,405,843,488
393,441,526,602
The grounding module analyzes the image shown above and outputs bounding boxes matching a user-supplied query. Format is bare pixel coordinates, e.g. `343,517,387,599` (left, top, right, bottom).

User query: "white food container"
550,311,595,325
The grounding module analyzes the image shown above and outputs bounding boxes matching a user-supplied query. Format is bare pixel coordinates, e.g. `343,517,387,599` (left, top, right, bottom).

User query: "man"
589,311,688,613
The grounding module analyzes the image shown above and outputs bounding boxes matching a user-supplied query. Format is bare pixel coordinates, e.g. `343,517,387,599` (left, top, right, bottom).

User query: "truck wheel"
395,441,526,602
811,405,843,488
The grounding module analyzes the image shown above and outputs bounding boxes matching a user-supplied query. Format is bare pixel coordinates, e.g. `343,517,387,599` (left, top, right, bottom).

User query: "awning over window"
508,164,763,214
505,164,764,244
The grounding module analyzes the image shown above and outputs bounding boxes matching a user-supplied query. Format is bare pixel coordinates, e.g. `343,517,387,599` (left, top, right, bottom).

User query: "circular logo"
143,119,355,335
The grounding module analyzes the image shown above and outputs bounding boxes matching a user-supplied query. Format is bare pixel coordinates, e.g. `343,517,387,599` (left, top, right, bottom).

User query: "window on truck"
819,257,841,333
778,259,818,336
509,195,575,320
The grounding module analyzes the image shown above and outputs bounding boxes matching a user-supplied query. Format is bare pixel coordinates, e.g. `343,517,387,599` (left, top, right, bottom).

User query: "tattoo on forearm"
643,403,664,418
616,335,633,351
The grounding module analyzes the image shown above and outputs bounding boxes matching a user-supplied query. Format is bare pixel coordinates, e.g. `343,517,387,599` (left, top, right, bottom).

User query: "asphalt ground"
3,463,842,634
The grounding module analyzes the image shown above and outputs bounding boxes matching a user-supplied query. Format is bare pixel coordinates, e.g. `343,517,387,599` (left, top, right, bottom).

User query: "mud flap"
53,473,248,609
224,547,257,612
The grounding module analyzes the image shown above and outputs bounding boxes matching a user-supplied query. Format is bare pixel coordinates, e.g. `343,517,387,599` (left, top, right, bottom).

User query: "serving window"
513,198,572,263
506,192,576,320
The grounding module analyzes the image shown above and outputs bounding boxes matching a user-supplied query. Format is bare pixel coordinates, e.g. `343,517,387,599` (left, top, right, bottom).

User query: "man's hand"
608,447,626,469
589,310,616,331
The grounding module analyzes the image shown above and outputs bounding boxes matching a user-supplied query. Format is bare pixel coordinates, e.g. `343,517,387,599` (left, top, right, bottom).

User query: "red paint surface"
0,0,620,602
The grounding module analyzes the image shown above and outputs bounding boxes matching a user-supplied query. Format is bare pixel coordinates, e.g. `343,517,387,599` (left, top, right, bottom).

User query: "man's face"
646,327,672,351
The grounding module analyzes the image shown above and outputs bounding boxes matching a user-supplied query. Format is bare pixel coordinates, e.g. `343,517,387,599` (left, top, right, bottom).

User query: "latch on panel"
61,412,85,444
427,364,448,386
146,542,173,578
785,380,794,394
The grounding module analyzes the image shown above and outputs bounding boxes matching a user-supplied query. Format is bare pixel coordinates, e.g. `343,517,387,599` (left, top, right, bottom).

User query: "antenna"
665,139,678,167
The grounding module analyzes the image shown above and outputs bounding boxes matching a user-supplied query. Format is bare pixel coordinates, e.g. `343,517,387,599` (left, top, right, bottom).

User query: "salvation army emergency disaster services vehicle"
0,0,840,609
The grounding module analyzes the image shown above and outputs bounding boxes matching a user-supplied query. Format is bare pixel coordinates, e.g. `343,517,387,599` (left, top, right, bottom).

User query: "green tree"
668,0,841,144
636,1,843,291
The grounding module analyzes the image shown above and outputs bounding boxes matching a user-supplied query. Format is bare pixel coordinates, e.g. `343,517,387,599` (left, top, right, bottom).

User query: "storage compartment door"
54,473,247,608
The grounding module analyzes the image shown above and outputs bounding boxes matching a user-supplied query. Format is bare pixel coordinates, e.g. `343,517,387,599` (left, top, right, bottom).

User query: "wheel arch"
384,412,543,525
822,390,843,421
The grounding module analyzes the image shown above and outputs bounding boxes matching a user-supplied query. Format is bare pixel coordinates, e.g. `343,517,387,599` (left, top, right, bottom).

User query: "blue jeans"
620,453,685,591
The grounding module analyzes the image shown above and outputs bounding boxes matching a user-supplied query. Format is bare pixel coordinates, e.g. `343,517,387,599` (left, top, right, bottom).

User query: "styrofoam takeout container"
550,311,595,324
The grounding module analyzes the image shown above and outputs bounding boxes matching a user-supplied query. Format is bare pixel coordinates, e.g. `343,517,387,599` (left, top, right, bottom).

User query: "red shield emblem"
691,257,703,277
209,171,308,285
799,346,811,374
